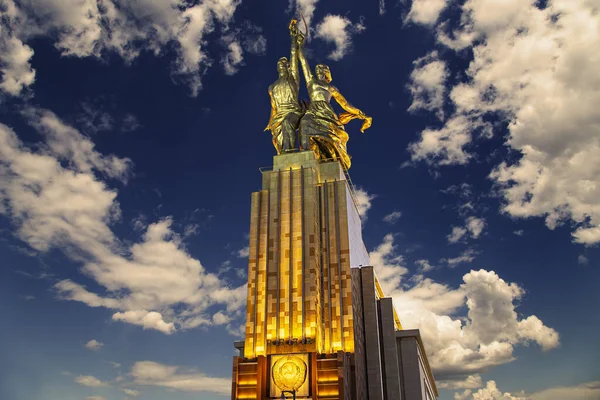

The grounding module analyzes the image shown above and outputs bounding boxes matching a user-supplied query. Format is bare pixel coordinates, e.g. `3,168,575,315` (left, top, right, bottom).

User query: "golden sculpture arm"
331,88,361,116
297,36,313,87
289,20,300,85
332,88,372,133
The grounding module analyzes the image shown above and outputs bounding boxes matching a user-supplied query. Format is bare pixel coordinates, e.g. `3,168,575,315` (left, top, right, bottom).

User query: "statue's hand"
296,32,305,47
360,116,372,133
289,19,298,36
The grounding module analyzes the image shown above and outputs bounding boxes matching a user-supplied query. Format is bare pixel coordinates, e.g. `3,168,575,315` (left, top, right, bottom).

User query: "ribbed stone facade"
231,151,438,400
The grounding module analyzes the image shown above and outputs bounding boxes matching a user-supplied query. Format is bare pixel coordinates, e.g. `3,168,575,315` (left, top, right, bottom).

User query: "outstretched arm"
296,35,313,88
332,87,372,133
331,86,364,116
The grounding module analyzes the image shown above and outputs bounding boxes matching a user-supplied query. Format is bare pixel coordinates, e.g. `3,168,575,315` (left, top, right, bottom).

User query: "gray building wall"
351,267,438,400
378,298,402,400
351,268,367,400
360,267,384,400
396,330,438,400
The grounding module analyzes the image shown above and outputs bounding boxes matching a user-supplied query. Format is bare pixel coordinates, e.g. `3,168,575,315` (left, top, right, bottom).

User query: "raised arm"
288,21,299,85
296,35,313,87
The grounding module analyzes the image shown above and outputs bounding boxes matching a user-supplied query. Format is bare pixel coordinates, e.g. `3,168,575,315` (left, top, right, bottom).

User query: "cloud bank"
406,0,600,244
370,234,559,388
0,109,245,334
0,0,266,97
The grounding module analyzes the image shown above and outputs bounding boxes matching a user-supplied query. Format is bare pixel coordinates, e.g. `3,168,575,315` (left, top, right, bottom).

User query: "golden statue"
296,31,372,170
264,20,305,153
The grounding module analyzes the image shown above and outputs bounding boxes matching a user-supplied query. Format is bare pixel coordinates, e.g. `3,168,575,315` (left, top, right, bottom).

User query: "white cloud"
212,311,231,325
0,0,250,97
242,27,267,56
529,381,600,400
513,230,524,236
440,374,483,390
0,1,35,96
408,0,600,244
84,339,103,351
0,110,246,335
122,388,140,397
226,322,245,337
131,361,230,395
369,235,558,387
383,211,402,224
407,51,448,120
415,259,434,272
75,375,109,387
455,380,600,400
315,15,364,61
121,114,141,132
86,397,107,400
448,217,486,243
76,101,115,135
379,0,386,15
448,226,468,244
409,115,481,166
236,246,249,258
445,248,478,267
112,310,175,335
369,233,409,294
0,35,36,96
23,108,131,181
183,223,199,238
467,217,485,238
354,187,376,221
294,0,319,31
221,35,244,76
577,254,589,266
454,380,524,400
406,0,449,26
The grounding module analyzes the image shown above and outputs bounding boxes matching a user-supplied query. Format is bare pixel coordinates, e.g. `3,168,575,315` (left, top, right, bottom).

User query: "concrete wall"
378,298,402,400
361,267,384,400
396,330,437,400
351,268,367,400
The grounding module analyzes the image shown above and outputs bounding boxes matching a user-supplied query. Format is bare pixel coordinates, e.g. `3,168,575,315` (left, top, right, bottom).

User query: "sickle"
298,8,309,39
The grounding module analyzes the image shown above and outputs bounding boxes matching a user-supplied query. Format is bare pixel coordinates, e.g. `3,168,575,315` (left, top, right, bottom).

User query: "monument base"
232,151,438,400
231,350,352,400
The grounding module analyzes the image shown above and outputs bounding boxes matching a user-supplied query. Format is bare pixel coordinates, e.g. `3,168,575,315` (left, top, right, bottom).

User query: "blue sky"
0,1,599,399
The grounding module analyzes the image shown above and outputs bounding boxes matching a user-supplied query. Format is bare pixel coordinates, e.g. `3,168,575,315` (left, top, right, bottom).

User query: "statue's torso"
307,79,332,103
270,77,300,111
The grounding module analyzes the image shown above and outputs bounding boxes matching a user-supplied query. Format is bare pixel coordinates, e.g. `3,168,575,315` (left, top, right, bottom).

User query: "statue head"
315,64,332,83
277,57,290,76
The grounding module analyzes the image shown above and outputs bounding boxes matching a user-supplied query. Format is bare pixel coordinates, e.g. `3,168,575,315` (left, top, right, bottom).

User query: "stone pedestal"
230,151,438,400
244,151,360,360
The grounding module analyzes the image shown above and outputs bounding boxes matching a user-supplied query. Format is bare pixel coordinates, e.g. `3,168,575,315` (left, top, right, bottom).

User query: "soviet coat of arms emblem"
272,355,308,392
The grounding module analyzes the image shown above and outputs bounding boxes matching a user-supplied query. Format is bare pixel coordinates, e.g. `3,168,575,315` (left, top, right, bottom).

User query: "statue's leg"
299,117,311,150
282,113,300,152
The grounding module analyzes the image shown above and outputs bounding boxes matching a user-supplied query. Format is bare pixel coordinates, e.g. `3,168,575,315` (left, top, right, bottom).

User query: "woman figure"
296,35,371,170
